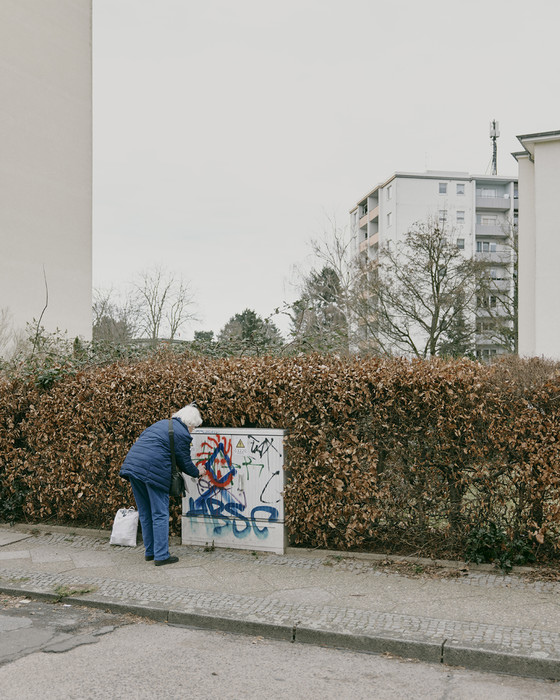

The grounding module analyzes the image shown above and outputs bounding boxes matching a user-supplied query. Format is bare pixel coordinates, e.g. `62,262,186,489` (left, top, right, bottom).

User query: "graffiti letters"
248,435,279,460
184,433,283,544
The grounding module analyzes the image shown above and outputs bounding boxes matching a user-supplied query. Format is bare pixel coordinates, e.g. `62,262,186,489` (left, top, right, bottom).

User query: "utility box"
181,428,286,554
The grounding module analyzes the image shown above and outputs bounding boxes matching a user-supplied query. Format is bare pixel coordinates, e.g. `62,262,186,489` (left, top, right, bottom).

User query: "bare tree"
166,277,196,340
289,217,359,354
0,307,14,358
30,265,49,358
92,288,138,343
437,291,476,358
475,219,518,355
356,218,485,358
290,266,349,353
133,266,197,342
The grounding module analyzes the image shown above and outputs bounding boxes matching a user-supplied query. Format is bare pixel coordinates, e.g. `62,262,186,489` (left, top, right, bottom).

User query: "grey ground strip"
3,532,560,593
1,566,559,661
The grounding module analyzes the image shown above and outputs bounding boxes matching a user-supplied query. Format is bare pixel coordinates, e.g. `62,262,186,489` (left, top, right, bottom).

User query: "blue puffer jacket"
120,418,199,492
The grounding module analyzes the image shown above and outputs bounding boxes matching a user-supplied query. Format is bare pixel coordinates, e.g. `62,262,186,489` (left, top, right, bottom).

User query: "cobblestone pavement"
1,526,559,681
7,531,560,592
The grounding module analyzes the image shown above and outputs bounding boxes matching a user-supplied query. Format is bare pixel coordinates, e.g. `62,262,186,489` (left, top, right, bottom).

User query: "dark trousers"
129,476,170,561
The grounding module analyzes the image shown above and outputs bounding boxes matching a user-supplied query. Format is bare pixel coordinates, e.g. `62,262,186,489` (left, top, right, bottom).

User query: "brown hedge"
1,351,559,561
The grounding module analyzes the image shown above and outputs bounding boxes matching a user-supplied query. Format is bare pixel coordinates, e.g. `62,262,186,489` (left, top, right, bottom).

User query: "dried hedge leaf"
0,352,559,561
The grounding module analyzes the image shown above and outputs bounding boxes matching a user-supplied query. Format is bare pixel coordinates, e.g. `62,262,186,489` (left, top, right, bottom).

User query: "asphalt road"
1,596,559,700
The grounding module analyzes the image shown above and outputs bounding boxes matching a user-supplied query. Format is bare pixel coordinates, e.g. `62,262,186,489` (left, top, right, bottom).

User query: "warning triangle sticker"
235,439,245,449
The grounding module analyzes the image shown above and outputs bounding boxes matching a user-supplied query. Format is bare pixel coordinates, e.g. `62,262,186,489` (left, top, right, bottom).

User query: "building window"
386,185,392,200
456,210,465,223
478,214,498,226
477,348,497,362
439,209,447,223
476,241,496,253
387,212,392,227
477,295,498,309
477,320,496,332
361,202,368,216
456,238,465,250
439,182,447,194
492,267,507,280
457,183,465,195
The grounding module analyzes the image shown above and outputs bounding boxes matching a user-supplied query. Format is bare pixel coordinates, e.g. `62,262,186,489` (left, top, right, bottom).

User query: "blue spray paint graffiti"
186,433,280,540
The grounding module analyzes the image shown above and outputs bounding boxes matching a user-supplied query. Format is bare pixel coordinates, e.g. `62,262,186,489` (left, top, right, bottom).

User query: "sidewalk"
0,523,559,681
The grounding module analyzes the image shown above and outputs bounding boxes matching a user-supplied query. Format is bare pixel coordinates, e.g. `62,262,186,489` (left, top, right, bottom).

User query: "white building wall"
391,175,475,251
0,1,92,351
533,140,560,359
517,155,536,357
352,171,516,259
515,132,560,361
351,170,517,358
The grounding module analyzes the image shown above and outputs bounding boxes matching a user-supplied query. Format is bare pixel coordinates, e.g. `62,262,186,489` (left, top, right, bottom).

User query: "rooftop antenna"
489,119,499,175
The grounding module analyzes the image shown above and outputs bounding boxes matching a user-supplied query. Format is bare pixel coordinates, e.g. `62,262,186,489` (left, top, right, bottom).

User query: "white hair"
173,403,202,429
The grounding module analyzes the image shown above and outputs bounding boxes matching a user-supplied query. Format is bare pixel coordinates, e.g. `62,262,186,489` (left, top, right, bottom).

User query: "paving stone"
2,529,559,679
0,533,32,547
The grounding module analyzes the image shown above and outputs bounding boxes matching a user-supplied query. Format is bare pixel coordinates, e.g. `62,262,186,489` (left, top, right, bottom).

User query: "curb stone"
293,627,442,664
1,577,559,681
1,524,559,681
442,644,560,681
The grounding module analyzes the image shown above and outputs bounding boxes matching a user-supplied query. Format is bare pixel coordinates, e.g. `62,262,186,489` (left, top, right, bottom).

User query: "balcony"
360,205,379,227
358,232,380,253
475,224,508,237
358,199,380,229
475,251,511,264
476,196,512,210
487,279,512,293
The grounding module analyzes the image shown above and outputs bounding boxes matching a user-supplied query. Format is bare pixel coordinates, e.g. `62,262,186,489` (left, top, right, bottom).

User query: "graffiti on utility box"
181,428,286,554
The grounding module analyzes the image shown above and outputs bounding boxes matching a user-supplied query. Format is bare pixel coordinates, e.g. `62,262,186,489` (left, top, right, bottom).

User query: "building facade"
350,171,518,359
0,1,92,355
514,130,560,361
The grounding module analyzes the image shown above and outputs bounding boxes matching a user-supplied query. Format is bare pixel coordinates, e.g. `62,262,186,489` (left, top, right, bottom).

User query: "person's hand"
198,465,206,478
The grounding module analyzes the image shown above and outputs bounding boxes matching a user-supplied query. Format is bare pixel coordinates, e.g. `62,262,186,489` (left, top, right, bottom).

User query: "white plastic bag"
109,507,139,547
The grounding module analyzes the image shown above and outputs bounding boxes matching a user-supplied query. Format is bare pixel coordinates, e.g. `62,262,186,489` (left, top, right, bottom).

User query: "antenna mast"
489,119,500,175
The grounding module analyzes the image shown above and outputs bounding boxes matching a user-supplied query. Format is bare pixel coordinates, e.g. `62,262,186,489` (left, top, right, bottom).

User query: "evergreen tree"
437,293,475,358
290,266,348,353
217,309,283,356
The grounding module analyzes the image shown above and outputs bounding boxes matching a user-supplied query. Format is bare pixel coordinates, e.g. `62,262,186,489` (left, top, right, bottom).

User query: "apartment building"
0,1,92,355
350,171,518,359
513,130,560,361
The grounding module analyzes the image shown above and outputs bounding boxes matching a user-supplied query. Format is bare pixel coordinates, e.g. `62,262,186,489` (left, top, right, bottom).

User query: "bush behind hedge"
1,351,559,561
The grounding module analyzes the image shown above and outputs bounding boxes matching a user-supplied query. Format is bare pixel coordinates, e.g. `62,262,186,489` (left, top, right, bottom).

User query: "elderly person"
120,403,205,566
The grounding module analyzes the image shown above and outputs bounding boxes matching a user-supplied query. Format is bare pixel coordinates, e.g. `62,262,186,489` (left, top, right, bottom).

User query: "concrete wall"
533,140,560,359
0,0,92,351
391,176,475,251
517,155,536,357
516,134,560,360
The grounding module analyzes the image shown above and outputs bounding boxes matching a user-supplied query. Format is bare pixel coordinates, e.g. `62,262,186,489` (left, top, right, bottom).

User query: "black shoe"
154,556,179,567
145,555,154,561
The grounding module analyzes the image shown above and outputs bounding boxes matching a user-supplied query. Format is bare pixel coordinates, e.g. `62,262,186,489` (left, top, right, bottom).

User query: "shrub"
0,351,559,563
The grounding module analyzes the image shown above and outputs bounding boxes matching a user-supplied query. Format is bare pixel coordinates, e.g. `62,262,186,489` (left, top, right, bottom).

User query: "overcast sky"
92,0,560,339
